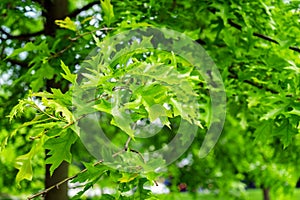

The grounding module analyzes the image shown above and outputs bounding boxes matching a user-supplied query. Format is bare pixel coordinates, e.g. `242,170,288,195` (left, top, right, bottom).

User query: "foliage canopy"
0,0,299,199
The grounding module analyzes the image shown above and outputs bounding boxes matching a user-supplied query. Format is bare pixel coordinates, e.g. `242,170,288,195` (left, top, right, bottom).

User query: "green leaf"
254,120,273,143
111,109,135,139
147,104,168,122
260,107,284,120
133,178,152,200
15,150,34,185
101,0,115,26
8,99,33,122
72,162,105,183
71,162,107,199
14,140,42,185
44,131,77,175
42,99,74,124
10,115,51,137
93,99,113,114
273,120,298,148
60,60,77,85
288,108,300,116
6,40,48,59
100,194,115,200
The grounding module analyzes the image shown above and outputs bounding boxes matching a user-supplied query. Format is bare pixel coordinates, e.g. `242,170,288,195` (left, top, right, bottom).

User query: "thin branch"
48,27,114,61
6,58,29,68
62,114,87,129
228,67,279,94
112,149,126,158
68,27,114,42
27,160,103,200
124,136,132,151
253,32,279,44
47,43,73,60
227,19,299,53
66,1,100,19
129,149,146,163
289,46,300,53
0,28,44,41
31,103,61,121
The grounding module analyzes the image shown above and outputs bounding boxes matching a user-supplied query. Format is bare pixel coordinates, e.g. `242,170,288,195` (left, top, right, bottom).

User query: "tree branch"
0,28,44,41
6,58,30,68
28,135,145,200
27,160,103,200
289,46,300,53
228,66,279,94
227,19,299,53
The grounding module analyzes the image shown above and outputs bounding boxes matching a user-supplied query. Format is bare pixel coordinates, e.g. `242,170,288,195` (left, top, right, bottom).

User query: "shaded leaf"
60,60,77,85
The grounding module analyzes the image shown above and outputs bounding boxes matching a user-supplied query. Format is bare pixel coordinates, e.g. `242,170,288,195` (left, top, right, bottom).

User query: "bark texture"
42,0,69,199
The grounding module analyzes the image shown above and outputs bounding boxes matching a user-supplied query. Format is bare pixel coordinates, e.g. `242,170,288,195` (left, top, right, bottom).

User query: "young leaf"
15,149,34,185
42,99,74,124
60,60,77,85
14,140,42,186
55,17,77,31
8,99,34,122
118,173,139,183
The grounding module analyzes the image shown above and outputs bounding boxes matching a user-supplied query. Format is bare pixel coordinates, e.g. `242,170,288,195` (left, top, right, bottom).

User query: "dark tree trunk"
42,0,69,200
44,161,69,200
43,0,68,36
263,187,271,200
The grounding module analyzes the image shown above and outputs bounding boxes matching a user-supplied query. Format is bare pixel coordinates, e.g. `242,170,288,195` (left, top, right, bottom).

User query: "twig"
0,27,44,41
68,27,115,42
47,27,114,61
289,46,300,53
31,103,61,121
62,114,87,129
124,136,132,151
227,19,299,53
47,43,73,60
112,136,132,157
27,160,103,200
112,149,126,158
112,133,145,163
129,149,146,163
6,58,30,68
228,66,279,94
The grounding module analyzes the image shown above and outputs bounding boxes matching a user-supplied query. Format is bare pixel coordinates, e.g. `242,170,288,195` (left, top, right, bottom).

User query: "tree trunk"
43,0,68,36
263,187,271,200
42,0,69,199
44,161,69,200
